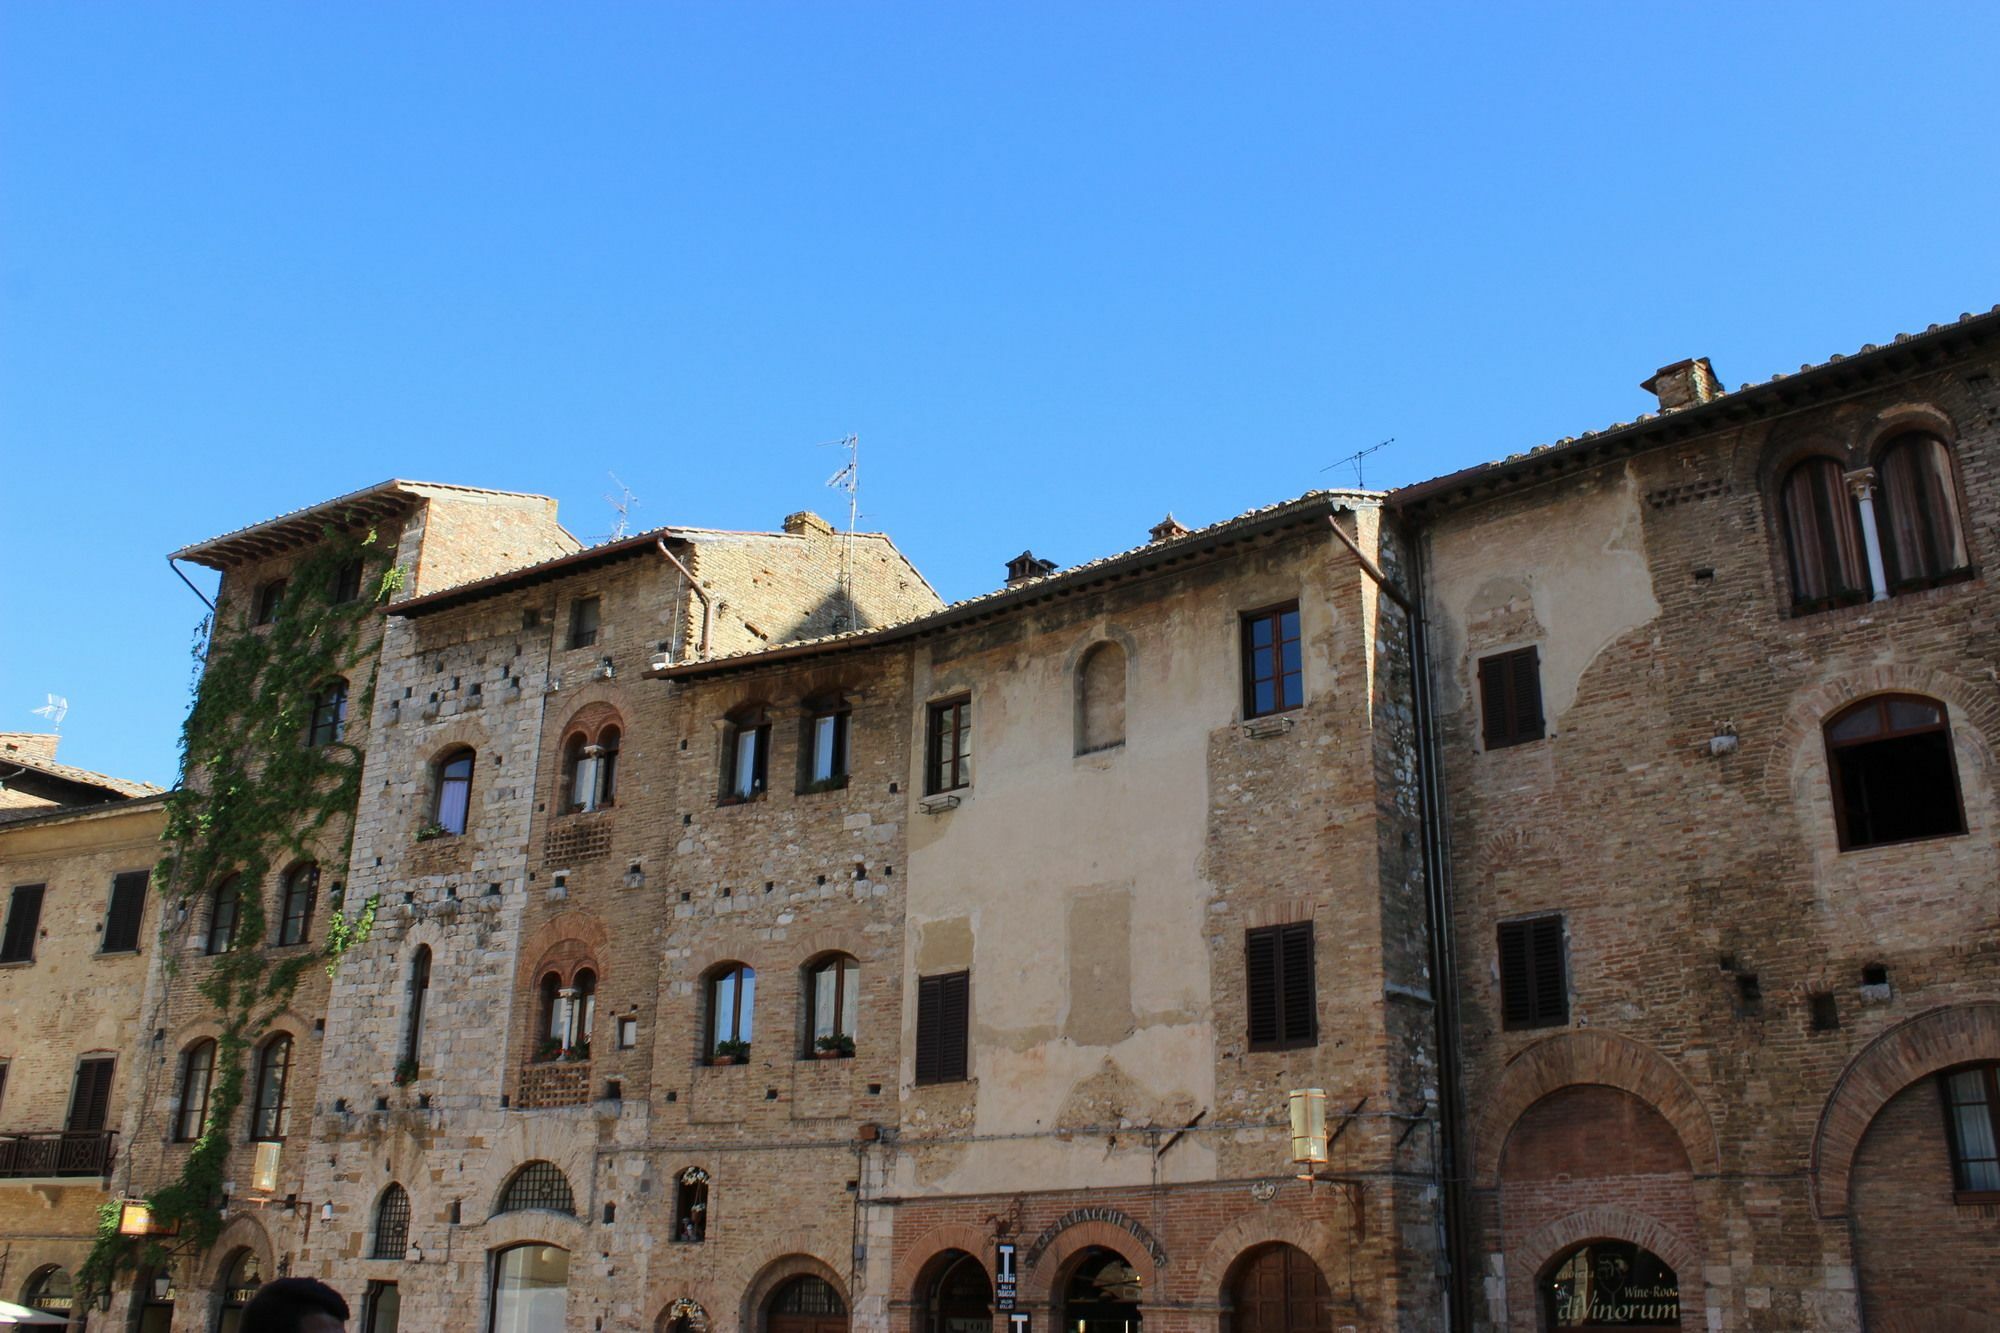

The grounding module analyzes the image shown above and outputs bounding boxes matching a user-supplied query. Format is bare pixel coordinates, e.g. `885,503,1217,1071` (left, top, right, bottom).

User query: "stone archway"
1508,1207,1703,1333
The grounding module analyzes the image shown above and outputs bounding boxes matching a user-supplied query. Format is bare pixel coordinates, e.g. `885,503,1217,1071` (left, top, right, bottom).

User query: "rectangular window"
67,1058,115,1133
1941,1065,2000,1197
1245,922,1317,1049
101,871,149,954
363,1280,401,1333
806,710,850,788
1241,603,1303,718
616,1017,638,1050
1478,646,1546,749
1,885,45,964
728,723,771,800
914,971,970,1085
926,698,972,794
1498,915,1568,1030
568,596,601,649
332,558,365,604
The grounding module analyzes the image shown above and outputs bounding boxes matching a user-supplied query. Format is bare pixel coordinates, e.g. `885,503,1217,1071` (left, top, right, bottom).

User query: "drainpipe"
655,539,711,659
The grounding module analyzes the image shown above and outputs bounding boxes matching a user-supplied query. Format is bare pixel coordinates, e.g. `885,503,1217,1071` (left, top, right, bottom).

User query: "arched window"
707,963,755,1060
722,705,771,802
251,1034,292,1141
207,876,242,955
918,1250,991,1333
373,1182,412,1260
1540,1239,1680,1328
561,733,588,812
1824,694,1966,849
403,945,432,1068
176,1040,217,1142
433,748,475,835
1226,1243,1332,1333
277,862,317,946
496,1161,574,1215
801,694,850,791
21,1265,74,1318
673,1165,710,1243
490,1244,570,1333
560,724,621,813
1779,457,1868,610
1077,641,1127,753
534,971,563,1061
253,579,288,626
1876,432,1971,590
806,954,859,1055
215,1248,261,1333
308,679,349,747
767,1276,846,1333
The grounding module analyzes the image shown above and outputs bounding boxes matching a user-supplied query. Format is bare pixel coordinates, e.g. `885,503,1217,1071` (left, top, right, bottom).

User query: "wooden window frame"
250,1035,292,1142
206,879,241,956
67,1057,115,1133
914,971,970,1085
1824,693,1967,851
175,1041,215,1143
805,954,859,1054
277,864,317,948
800,703,852,793
707,963,755,1057
1497,914,1568,1031
307,680,348,748
253,579,288,626
925,697,972,795
1478,646,1545,749
1875,432,1976,593
1240,602,1304,719
567,596,602,650
1939,1062,2000,1204
1,884,45,964
100,870,149,954
721,717,772,804
433,749,475,835
332,558,366,605
1245,922,1317,1051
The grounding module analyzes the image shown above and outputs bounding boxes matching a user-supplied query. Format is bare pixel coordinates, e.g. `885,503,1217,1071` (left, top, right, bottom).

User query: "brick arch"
730,1244,851,1332
1192,1210,1339,1297
653,1295,716,1333
796,927,875,965
515,911,612,990
198,1213,274,1287
557,698,625,741
892,1222,996,1298
1473,1030,1717,1186
468,1119,594,1226
1811,1002,2000,1218
1022,1222,1149,1307
1764,667,2000,808
1506,1204,1702,1291
1861,401,1962,457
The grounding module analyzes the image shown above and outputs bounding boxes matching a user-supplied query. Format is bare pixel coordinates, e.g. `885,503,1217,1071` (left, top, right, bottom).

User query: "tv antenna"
821,434,860,630
1320,438,1395,489
31,694,69,732
603,472,641,542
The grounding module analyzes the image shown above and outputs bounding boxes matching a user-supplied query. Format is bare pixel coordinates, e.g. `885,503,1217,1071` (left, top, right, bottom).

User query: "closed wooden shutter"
1279,924,1316,1044
1498,916,1567,1029
1478,647,1545,748
68,1059,115,1132
1247,922,1316,1049
1246,929,1280,1045
915,972,969,1084
1,885,44,963
102,871,149,953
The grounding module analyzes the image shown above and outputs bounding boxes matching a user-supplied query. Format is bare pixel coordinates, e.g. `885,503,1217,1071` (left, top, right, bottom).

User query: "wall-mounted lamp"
320,1202,334,1223
1286,1088,1329,1178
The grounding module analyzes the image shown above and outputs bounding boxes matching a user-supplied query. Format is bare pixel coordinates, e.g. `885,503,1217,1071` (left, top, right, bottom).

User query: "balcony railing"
0,1130,118,1181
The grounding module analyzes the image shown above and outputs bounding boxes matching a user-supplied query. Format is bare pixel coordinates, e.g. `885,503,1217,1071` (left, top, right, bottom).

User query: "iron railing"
0,1130,118,1180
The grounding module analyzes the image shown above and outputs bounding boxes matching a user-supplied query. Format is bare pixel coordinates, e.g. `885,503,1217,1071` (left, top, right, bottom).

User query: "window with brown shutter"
1,885,45,964
915,971,969,1084
1245,922,1317,1050
67,1059,115,1133
1478,647,1545,749
1498,915,1567,1030
101,871,149,953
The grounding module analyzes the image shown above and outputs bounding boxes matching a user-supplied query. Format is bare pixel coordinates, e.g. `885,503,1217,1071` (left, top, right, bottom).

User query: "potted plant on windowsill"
535,1037,562,1064
393,1057,419,1087
812,1034,855,1060
567,1040,590,1062
711,1039,751,1066
413,822,451,843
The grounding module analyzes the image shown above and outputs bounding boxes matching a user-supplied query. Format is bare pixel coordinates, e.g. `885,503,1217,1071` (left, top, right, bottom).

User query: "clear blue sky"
4,3,1996,787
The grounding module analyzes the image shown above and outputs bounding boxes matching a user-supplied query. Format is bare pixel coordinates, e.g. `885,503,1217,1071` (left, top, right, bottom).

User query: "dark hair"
242,1277,350,1331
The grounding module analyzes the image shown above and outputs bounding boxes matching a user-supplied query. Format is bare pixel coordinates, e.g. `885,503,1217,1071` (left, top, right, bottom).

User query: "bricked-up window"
101,870,149,953
723,706,772,802
175,1040,215,1142
673,1166,709,1242
1824,694,1966,850
67,1058,114,1132
1478,647,1545,749
914,971,970,1085
277,862,317,947
707,963,756,1058
1,884,45,963
1780,457,1869,612
206,877,242,955
1940,1064,2000,1198
1241,603,1303,718
1877,433,1971,592
568,596,601,649
1245,922,1316,1050
403,946,432,1068
1077,641,1127,753
497,1160,575,1215
372,1183,411,1260
801,695,851,791
251,1034,292,1140
432,748,475,835
1498,915,1567,1030
253,578,288,626
926,697,972,794
308,679,349,747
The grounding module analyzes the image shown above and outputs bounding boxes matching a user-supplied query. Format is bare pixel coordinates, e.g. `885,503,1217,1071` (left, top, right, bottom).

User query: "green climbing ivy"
82,521,400,1300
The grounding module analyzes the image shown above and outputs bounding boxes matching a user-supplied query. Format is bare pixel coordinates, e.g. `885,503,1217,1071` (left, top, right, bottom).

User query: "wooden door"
1230,1245,1331,1333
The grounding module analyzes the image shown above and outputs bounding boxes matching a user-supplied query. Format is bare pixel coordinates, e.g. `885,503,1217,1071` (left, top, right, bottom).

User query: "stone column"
1846,469,1891,602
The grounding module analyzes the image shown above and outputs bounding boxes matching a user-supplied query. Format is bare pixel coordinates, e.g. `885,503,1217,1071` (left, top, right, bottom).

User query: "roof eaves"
171,479,557,570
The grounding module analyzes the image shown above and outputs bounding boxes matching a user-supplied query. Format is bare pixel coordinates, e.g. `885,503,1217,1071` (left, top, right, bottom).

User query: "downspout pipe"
655,539,711,659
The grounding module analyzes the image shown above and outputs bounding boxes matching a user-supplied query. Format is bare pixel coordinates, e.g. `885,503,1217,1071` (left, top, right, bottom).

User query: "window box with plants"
710,1039,751,1066
413,822,453,843
812,1034,855,1060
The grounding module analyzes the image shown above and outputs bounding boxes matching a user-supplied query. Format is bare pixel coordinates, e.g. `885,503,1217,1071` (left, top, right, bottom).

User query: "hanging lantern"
1287,1088,1328,1173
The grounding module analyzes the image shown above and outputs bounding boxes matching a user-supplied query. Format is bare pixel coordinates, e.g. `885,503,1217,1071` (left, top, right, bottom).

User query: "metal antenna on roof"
1320,438,1395,489
31,694,69,733
821,434,860,631
602,472,641,542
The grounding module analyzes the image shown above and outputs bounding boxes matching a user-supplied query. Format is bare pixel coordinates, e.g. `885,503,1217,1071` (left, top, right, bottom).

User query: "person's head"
241,1277,350,1333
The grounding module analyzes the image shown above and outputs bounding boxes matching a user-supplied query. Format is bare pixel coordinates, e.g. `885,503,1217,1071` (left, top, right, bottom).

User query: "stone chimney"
1004,550,1057,587
783,510,835,538
1149,514,1190,543
1640,357,1723,412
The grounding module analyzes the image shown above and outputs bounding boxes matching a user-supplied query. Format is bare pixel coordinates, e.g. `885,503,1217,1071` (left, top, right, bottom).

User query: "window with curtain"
175,1040,216,1142
707,963,756,1057
251,1035,292,1140
1780,457,1869,611
807,954,859,1053
433,749,475,835
1876,433,1971,590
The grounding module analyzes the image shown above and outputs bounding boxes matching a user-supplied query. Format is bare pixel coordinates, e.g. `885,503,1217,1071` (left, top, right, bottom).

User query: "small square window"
569,597,602,650
617,1017,638,1050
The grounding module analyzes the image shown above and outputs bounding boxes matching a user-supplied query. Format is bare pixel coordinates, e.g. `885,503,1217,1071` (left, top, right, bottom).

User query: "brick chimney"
1,733,60,764
783,511,834,537
1004,550,1056,587
1640,357,1723,412
1149,514,1190,543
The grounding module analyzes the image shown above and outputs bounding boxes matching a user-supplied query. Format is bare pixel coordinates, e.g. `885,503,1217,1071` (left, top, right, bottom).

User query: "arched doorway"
489,1244,570,1333
766,1275,847,1333
22,1265,76,1321
1060,1248,1142,1333
1540,1241,1680,1329
215,1250,261,1333
917,1249,992,1333
1226,1244,1331,1333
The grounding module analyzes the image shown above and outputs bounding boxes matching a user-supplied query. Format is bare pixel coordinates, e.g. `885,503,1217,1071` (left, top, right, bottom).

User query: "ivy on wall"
83,523,401,1296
